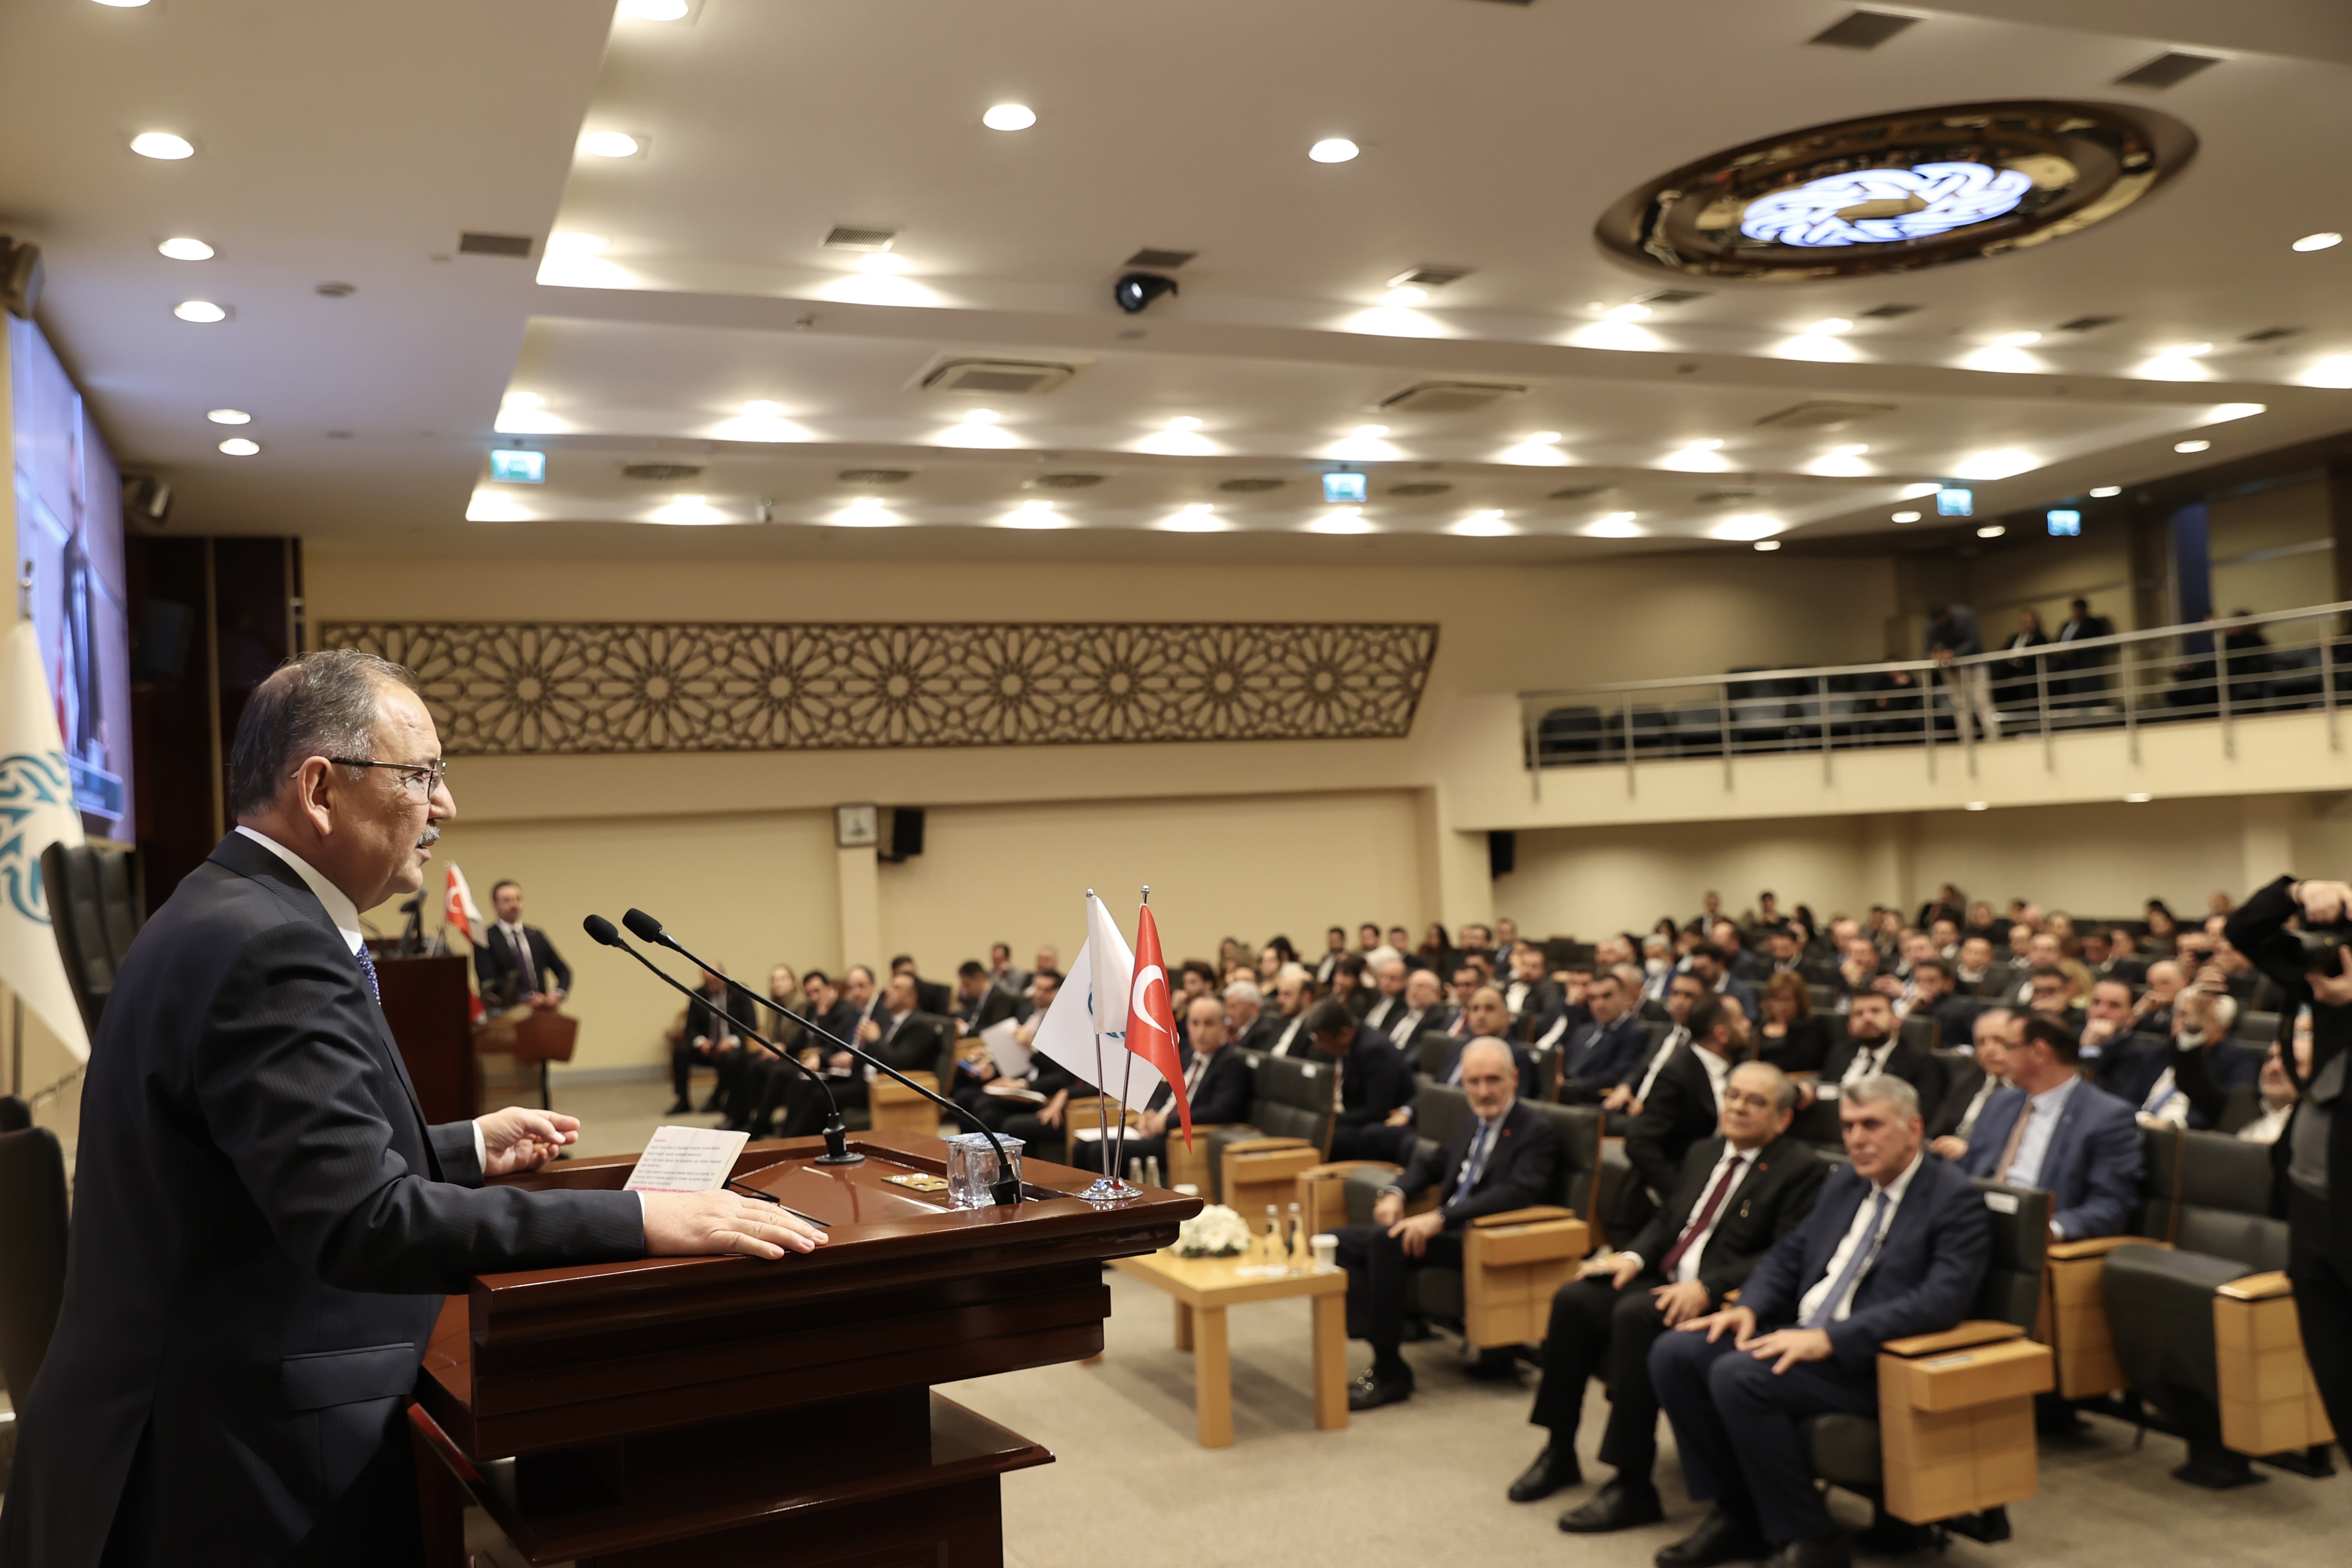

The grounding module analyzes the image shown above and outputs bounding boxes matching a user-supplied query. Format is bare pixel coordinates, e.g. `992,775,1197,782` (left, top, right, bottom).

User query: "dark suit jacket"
1377,1003,1453,1047
1145,1044,1254,1126
1330,1025,1414,1127
1622,1134,1826,1306
1625,1044,1727,1200
1561,1014,1648,1098
1390,1097,1559,1228
1925,1060,1996,1141
0,833,643,1568
1230,1014,1281,1057
685,980,761,1045
956,986,1020,1035
1737,1152,1993,1371
1958,1079,2143,1239
873,1010,951,1076
1818,1029,1942,1104
912,977,953,1016
473,921,573,1006
1756,1016,1829,1075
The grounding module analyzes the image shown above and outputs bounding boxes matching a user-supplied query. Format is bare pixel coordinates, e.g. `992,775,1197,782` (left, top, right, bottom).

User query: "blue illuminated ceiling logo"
1740,162,2034,248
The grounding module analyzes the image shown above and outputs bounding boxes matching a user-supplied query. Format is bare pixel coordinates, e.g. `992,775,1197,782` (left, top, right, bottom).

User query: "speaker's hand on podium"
478,1107,581,1175
642,1191,828,1260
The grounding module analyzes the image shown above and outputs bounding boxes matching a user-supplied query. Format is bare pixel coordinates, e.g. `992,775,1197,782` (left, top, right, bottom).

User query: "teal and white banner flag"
0,618,91,1060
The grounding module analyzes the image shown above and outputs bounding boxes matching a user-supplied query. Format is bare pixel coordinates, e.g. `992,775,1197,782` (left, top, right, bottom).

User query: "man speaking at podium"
0,651,826,1568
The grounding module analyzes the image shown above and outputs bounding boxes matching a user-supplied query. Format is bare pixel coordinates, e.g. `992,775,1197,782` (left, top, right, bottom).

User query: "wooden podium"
407,1132,1200,1565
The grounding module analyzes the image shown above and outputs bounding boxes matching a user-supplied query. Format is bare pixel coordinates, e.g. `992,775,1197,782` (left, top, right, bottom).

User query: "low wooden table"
1109,1250,1349,1448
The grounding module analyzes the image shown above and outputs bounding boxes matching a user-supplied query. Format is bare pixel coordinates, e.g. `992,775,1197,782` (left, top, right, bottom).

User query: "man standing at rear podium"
0,651,827,1568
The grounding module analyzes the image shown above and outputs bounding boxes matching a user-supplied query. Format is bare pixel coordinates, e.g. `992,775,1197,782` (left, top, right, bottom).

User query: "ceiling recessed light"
982,103,1037,131
172,300,226,322
2124,792,2153,803
1752,539,1782,551
1953,448,2036,480
856,251,908,273
1308,506,1373,533
206,408,250,425
2090,485,2122,497
1308,138,1359,164
1528,431,1562,444
2293,232,2343,253
546,231,607,256
1001,500,1063,529
2209,402,2266,421
1161,503,1224,533
1892,510,1921,523
92,0,153,7
1584,512,1642,538
131,131,193,160
1165,415,1203,431
1804,318,1854,335
1976,524,2006,538
580,131,641,159
217,437,259,456
1604,303,1652,322
1993,331,2042,347
652,495,729,527
157,236,213,260
2175,438,2211,453
2164,341,2213,358
1829,442,1869,455
740,400,787,418
1452,509,1511,537
2302,355,2352,389
1691,438,1724,450
1965,801,1989,812
963,408,999,424
619,0,690,16
1383,285,1427,306
502,391,544,410
1351,423,1388,439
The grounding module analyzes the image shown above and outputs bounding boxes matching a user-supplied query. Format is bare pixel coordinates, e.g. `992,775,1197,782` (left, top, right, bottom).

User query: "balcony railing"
1517,601,2352,797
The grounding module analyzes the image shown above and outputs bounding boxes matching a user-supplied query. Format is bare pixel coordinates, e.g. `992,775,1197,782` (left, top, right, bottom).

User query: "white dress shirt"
1632,1026,1690,1100
1798,1151,1923,1325
1838,1036,1896,1091
2003,1075,2081,1188
1626,1142,1754,1284
1273,1013,1307,1054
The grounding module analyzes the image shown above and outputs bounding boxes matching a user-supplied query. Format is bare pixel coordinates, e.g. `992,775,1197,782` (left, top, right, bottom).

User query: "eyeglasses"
325,756,449,797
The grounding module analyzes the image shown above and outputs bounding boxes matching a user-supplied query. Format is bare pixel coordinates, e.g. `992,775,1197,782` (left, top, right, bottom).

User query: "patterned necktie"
1451,1120,1496,1205
354,939,382,1007
1803,1188,1890,1329
1660,1153,1748,1277
1994,1097,2032,1183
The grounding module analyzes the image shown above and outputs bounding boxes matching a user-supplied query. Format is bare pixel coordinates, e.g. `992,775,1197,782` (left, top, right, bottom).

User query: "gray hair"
1843,1073,1920,1119
227,649,420,819
1223,979,1263,1006
1730,1059,1798,1114
1460,1036,1518,1081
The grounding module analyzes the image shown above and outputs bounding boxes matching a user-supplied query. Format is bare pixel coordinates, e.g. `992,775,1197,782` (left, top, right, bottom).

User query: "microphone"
582,915,863,1168
621,908,1023,1207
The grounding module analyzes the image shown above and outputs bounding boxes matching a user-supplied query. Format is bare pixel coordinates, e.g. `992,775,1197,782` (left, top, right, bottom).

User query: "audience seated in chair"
1553,968,1651,1102
1957,1014,2142,1240
1512,1062,1828,1533
1424,988,1535,1099
1223,978,1275,1054
1306,997,1418,1161
1333,1038,1560,1412
667,965,757,1117
1267,964,1317,1057
1378,966,1456,1050
1926,1007,2017,1158
1799,992,1936,1111
1069,994,1253,1173
1649,1075,1992,1568
1359,954,1413,1039
1620,995,1748,1234
1753,972,1830,1076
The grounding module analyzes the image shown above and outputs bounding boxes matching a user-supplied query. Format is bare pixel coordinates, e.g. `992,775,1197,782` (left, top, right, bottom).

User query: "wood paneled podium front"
407,1132,1200,1566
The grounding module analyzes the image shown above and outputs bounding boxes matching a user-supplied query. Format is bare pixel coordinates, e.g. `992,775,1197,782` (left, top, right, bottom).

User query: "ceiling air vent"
1388,481,1452,497
1637,288,1709,306
1861,303,1922,319
2056,315,2120,332
1388,265,1473,289
1218,477,1286,493
919,357,1079,396
1378,381,1527,415
2241,326,2303,343
1699,489,1758,505
1808,10,1918,50
2115,51,2220,89
1124,248,1196,270
1549,484,1615,501
458,231,534,258
823,225,898,251
1752,399,1896,431
1033,473,1106,489
838,469,913,484
622,463,704,481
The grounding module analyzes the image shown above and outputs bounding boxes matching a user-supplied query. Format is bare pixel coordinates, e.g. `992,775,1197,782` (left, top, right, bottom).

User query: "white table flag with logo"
0,619,92,1061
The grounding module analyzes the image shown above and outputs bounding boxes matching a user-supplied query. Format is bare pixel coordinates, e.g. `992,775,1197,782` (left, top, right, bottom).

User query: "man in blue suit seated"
1957,1014,2143,1240
1650,1076,1991,1568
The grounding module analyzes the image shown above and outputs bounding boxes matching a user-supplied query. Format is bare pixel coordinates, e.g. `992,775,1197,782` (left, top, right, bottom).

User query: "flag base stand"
1079,1176,1143,1205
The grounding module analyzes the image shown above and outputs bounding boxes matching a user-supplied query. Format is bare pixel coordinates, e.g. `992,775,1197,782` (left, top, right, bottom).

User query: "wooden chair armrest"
1469,1204,1578,1229
2047,1235,2162,1262
1220,1136,1311,1157
1299,1161,1400,1182
1882,1320,2025,1358
2215,1270,2293,1302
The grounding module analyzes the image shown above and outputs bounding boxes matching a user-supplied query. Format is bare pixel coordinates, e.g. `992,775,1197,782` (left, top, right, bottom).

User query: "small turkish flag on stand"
1123,899,1190,1146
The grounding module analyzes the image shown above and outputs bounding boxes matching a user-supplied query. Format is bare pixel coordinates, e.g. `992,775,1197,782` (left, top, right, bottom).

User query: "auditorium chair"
2099,1130,2334,1486
0,1111,72,1482
1206,1052,1338,1213
866,1017,964,1137
1317,1088,1602,1352
2038,1124,2180,1403
40,840,144,1035
1800,1179,2052,1543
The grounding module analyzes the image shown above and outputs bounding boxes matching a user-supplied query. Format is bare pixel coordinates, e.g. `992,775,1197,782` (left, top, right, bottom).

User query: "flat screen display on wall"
11,315,135,842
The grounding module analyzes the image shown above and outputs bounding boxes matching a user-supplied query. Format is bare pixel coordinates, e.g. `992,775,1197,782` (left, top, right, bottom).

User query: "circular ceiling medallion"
1596,101,2195,282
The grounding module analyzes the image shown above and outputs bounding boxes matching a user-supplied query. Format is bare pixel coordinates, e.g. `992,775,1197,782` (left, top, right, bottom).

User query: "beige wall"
2210,478,2333,618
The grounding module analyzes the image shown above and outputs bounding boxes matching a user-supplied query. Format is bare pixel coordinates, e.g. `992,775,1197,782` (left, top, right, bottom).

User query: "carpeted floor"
553,1079,2352,1567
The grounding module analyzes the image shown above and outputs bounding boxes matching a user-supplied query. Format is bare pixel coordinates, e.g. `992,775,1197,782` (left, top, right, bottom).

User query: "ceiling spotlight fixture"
217,437,259,456
742,399,786,416
982,103,1037,131
1165,415,1203,431
1308,138,1360,164
1162,503,1223,533
92,0,153,7
1113,271,1179,313
1965,801,1990,812
2209,402,2266,421
1351,424,1389,440
157,236,213,260
1976,524,2006,538
1384,285,1427,306
832,495,897,527
619,0,690,17
962,408,1000,424
1585,512,1642,538
130,131,193,160
857,251,909,273
206,408,250,425
2292,232,2343,253
546,231,607,256
1892,510,1921,523
2124,792,2153,803
1805,318,1855,335
579,131,642,159
1993,331,2042,347
2089,485,2122,497
1528,431,1562,444
172,300,226,322
1453,509,1510,537
1002,500,1063,529
2174,438,2211,453
1753,539,1782,551
1308,506,1373,534
2164,341,2213,358
1604,302,1652,322
1830,442,1869,455
2303,355,2352,389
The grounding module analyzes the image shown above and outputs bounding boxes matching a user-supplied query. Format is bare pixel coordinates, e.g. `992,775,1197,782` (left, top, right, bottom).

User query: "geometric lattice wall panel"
316,621,1440,755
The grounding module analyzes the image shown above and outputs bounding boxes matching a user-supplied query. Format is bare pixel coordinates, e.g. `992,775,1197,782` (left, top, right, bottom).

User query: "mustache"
416,826,441,849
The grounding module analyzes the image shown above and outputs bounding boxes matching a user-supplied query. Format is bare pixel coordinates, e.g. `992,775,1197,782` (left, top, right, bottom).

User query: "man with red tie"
1509,1062,1826,1531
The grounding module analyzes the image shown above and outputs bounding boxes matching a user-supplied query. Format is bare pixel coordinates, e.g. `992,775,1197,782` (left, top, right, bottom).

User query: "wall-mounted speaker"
881,806,926,863
1488,829,1516,879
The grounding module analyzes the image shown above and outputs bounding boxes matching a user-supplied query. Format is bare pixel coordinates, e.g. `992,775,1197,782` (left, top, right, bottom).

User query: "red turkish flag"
1123,902,1190,1146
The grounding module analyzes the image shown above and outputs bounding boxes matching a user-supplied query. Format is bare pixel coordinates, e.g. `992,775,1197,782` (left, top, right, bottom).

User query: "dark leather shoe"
1654,1505,1768,1568
1507,1443,1582,1502
1760,1534,1850,1568
1347,1368,1414,1411
665,1098,692,1115
1560,1477,1665,1533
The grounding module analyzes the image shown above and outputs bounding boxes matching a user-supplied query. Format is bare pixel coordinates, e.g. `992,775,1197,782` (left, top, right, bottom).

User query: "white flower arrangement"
1175,1203,1252,1257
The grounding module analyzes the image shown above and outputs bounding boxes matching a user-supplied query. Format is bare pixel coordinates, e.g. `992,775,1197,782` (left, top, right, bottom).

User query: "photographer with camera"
2223,875,2352,1440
